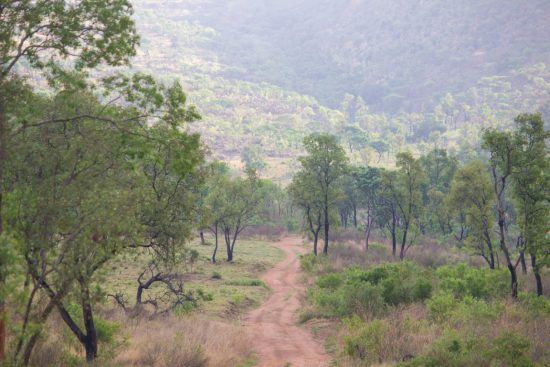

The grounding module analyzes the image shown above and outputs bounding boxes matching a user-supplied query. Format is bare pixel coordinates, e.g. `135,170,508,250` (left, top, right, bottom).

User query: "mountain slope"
129,0,550,178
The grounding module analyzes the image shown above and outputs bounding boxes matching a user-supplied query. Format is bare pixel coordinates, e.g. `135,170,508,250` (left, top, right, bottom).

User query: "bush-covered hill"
130,0,550,175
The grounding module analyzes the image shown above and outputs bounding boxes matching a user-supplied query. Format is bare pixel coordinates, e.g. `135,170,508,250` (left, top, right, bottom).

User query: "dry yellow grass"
114,314,253,367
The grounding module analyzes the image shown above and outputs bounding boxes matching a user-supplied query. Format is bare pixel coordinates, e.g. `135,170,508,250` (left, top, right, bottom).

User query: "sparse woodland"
0,1,548,366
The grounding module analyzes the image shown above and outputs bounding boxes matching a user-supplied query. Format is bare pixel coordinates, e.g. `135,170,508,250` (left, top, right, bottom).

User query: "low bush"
300,253,331,274
399,330,533,367
342,316,390,364
435,263,508,300
309,262,432,318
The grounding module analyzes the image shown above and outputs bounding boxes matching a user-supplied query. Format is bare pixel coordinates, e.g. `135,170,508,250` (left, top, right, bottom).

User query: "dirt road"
244,237,330,367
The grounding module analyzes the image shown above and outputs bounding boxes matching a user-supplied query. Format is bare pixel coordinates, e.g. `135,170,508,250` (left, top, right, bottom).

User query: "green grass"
102,238,285,317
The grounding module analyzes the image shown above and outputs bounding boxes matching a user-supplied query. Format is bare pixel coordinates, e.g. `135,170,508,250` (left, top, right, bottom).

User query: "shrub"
310,278,385,318
342,316,390,365
518,292,550,317
309,262,431,318
489,332,533,367
373,262,433,305
399,331,490,367
211,271,222,279
317,272,343,289
435,264,508,300
399,331,534,367
427,291,457,322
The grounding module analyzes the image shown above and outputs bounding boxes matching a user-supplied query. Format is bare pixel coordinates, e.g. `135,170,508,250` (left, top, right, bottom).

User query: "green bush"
399,331,533,367
309,262,431,318
399,331,489,367
211,271,222,279
317,272,343,289
342,316,389,364
310,277,385,317
518,292,550,317
435,264,508,300
300,253,330,274
489,332,533,367
373,262,433,305
427,291,457,322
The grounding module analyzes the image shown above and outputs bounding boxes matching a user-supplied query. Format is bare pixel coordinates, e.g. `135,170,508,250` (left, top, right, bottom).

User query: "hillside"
130,0,550,177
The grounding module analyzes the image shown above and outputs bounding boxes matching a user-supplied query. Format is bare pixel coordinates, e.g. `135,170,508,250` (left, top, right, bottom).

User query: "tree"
354,167,382,250
200,162,231,263
298,134,348,254
337,172,361,228
420,149,458,235
3,72,201,363
378,170,399,257
219,169,263,262
510,113,549,296
289,171,324,255
482,128,520,298
448,161,497,269
127,123,205,314
393,152,426,260
0,1,139,358
5,89,141,363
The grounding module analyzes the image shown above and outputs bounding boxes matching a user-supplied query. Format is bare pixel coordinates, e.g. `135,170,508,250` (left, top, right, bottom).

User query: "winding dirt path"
244,237,330,367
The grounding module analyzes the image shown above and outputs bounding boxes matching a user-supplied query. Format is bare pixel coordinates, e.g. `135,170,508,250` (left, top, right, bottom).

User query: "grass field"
103,237,286,317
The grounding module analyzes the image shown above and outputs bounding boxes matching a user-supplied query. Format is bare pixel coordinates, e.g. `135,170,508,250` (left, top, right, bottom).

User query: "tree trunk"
365,223,371,252
313,232,318,256
226,244,233,262
498,212,518,298
0,98,7,362
399,222,408,260
212,229,218,263
323,205,329,255
530,253,543,296
390,211,397,257
80,281,98,362
519,250,527,275
199,230,206,245
353,205,357,228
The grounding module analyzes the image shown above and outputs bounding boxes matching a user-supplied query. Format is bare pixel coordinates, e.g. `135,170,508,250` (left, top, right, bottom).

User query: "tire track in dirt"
244,237,330,367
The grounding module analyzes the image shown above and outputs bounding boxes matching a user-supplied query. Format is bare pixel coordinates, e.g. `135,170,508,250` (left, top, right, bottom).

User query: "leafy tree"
337,172,361,228
125,123,205,314
482,128,520,297
3,71,201,363
377,169,399,257
448,161,497,269
219,169,264,262
393,152,426,260
354,167,382,250
0,0,139,358
289,171,324,255
510,113,549,296
200,162,231,263
420,149,458,235
298,134,348,254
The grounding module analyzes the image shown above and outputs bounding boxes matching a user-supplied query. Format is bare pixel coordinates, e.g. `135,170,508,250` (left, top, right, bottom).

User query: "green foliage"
309,262,432,318
435,264,508,300
426,291,457,322
342,316,389,365
299,254,330,274
400,331,533,367
518,292,550,317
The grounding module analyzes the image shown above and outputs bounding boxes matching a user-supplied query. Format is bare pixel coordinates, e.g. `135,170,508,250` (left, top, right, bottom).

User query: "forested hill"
130,0,550,177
